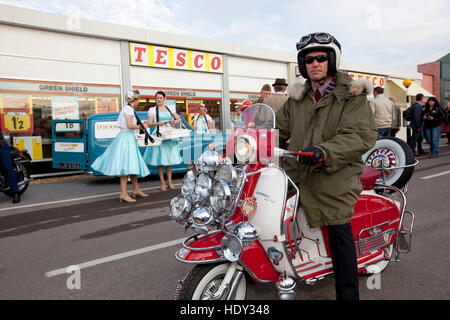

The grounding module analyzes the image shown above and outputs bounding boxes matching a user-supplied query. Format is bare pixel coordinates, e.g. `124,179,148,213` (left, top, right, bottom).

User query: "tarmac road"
0,144,449,300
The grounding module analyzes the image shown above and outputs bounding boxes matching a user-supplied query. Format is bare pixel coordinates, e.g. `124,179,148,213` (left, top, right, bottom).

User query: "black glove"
298,147,324,167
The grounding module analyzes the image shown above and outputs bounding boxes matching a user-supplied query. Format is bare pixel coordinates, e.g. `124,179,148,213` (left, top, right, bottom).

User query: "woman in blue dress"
91,90,150,203
193,104,213,134
143,91,182,191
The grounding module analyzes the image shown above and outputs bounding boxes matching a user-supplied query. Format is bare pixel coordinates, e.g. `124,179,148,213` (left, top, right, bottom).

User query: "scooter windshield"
235,103,275,129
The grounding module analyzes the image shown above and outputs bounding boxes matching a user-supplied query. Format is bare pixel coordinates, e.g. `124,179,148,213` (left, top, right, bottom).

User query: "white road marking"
0,184,180,212
420,170,450,180
45,237,185,278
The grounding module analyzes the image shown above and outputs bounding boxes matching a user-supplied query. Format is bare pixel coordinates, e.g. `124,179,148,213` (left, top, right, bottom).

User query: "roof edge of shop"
0,3,296,63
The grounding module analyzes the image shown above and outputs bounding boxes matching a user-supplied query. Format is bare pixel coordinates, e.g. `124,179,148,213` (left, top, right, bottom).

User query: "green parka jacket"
276,72,377,228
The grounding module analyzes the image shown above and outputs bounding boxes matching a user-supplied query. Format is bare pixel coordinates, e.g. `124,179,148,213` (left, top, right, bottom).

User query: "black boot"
12,192,20,204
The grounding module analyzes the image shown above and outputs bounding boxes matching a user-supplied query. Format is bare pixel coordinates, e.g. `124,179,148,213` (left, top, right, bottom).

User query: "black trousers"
328,223,359,300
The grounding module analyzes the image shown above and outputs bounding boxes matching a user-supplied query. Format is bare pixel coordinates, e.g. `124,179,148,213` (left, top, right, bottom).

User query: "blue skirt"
91,131,150,177
143,139,182,166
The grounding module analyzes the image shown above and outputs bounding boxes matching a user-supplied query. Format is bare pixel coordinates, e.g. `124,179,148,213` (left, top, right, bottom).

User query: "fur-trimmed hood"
288,73,372,101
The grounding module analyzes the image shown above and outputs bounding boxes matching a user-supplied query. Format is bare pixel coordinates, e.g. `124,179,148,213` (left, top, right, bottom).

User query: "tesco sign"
130,42,223,74
348,72,386,88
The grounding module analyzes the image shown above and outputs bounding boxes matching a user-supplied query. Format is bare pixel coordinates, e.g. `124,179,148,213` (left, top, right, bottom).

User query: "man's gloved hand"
298,147,324,167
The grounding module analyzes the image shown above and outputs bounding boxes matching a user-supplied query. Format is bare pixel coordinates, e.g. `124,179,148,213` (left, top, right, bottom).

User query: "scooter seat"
360,166,379,190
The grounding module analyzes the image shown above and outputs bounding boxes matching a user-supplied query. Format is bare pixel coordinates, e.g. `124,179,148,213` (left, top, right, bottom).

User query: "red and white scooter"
170,103,416,300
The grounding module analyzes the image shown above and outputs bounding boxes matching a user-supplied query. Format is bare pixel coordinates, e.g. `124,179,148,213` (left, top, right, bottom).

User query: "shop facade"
0,4,433,176
418,53,450,106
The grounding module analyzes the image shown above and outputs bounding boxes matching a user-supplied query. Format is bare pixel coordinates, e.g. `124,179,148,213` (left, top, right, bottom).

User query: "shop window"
1,93,120,160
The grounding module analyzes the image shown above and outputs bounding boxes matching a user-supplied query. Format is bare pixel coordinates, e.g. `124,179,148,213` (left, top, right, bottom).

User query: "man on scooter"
276,33,377,300
0,130,21,204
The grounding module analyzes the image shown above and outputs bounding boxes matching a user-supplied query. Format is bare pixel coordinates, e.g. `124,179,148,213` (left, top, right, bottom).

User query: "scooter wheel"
362,137,415,189
174,263,247,300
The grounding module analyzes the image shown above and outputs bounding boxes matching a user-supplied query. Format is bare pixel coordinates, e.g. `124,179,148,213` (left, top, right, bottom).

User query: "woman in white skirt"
92,90,150,203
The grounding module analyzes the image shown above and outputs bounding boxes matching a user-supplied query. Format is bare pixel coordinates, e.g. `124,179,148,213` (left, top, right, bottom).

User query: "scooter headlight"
215,163,237,185
195,173,212,199
169,195,191,222
181,170,196,196
192,207,214,226
210,180,232,213
235,134,257,163
220,233,243,262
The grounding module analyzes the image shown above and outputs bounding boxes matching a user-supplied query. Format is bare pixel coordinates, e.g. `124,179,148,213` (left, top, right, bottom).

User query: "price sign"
0,113,33,133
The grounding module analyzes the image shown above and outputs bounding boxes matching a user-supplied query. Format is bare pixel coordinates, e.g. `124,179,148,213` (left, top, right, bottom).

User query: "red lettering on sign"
155,49,168,65
379,77,384,87
194,54,204,68
211,57,221,70
134,46,147,62
176,52,186,67
372,76,378,86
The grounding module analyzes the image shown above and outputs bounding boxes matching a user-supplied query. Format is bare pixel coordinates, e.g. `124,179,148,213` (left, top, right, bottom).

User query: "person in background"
440,101,450,145
231,104,242,128
370,87,395,139
91,90,150,203
277,32,377,300
254,84,272,103
193,104,213,134
0,130,21,203
143,91,182,191
408,93,427,156
389,97,401,137
423,97,444,158
263,78,289,113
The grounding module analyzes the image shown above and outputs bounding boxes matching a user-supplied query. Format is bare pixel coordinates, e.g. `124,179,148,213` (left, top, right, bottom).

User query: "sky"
1,0,450,73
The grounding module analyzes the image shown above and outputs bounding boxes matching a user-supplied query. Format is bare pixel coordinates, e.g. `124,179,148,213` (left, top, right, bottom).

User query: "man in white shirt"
370,86,395,139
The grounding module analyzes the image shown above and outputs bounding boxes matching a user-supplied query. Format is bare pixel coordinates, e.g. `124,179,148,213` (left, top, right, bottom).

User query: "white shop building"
0,4,432,174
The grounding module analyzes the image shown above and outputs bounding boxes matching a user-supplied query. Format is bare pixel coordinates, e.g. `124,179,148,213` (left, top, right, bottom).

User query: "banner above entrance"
130,42,223,74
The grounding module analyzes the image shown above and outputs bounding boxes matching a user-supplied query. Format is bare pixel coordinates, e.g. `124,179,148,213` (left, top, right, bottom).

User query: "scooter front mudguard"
175,232,280,284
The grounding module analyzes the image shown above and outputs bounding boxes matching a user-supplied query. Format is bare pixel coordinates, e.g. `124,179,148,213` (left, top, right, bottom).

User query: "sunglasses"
304,55,328,64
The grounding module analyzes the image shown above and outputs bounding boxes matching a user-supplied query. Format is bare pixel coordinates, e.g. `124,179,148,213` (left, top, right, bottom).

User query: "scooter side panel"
240,241,281,283
352,194,401,241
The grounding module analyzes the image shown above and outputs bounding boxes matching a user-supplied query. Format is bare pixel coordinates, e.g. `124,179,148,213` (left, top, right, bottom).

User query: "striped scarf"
322,77,336,99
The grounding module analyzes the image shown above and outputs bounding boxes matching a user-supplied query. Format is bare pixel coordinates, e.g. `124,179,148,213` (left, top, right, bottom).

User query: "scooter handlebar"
274,148,314,158
273,148,323,167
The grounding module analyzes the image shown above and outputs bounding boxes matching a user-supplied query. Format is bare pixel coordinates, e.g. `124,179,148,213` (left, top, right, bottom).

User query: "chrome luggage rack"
368,159,419,262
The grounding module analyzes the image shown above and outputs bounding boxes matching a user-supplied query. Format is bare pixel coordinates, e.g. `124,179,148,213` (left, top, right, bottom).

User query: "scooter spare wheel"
362,137,415,189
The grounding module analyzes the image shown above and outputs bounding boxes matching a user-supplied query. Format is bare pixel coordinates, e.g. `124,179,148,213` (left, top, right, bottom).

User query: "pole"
406,87,411,145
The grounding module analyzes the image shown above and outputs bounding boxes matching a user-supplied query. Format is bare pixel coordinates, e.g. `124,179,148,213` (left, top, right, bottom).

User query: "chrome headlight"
220,233,243,262
235,134,257,163
169,195,191,222
235,222,258,246
195,173,212,199
192,207,214,226
215,164,237,185
210,180,232,213
181,170,196,196
198,145,220,172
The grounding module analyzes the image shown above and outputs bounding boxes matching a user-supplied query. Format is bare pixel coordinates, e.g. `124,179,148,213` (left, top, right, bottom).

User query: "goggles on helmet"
296,32,336,51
